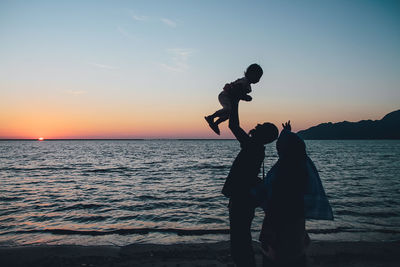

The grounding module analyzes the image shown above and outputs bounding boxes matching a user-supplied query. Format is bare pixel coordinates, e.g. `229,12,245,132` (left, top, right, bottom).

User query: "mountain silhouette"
297,110,400,140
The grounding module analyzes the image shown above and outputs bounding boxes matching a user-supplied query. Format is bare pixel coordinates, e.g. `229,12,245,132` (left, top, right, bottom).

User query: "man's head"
249,122,279,144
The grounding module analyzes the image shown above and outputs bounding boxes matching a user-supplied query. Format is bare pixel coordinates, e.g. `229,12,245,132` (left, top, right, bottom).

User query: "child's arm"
237,80,252,101
241,94,252,101
225,79,252,101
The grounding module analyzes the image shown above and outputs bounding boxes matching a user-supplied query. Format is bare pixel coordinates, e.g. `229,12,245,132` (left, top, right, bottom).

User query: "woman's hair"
276,131,308,193
276,131,306,161
245,63,263,83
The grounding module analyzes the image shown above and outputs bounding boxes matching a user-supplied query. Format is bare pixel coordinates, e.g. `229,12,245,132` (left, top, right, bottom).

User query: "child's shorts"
218,91,232,110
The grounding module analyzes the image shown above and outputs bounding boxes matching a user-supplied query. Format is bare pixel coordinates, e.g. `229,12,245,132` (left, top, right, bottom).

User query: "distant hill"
297,110,400,140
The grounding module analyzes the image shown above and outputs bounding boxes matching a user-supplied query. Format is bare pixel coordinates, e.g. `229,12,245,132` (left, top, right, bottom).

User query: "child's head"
245,63,263,84
249,122,279,145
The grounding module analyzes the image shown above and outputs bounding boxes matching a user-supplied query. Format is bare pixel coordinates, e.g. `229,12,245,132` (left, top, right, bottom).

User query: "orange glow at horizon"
0,108,387,139
0,93,391,139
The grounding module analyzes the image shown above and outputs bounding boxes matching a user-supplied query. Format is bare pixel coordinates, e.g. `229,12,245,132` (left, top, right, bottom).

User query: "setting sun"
38,137,44,141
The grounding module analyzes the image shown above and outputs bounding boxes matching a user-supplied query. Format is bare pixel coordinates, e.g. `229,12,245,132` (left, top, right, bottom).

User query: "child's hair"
245,63,263,83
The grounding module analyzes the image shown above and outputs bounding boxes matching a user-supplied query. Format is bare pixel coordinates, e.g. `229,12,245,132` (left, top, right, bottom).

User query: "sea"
0,140,399,247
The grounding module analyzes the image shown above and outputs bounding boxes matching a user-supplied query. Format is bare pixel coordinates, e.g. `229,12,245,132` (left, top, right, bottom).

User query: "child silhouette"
205,64,263,135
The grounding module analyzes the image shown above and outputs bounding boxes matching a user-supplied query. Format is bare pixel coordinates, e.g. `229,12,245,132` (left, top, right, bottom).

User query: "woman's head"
249,122,279,144
276,131,308,194
276,131,306,161
245,63,263,84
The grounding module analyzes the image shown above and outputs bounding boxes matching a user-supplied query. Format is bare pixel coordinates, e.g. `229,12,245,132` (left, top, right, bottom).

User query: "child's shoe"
205,116,220,135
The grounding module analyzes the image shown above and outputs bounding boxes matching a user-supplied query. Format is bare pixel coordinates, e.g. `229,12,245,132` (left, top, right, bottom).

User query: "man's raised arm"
228,100,250,144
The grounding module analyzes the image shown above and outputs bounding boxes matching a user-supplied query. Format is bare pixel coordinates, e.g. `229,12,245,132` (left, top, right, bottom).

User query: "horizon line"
0,138,237,141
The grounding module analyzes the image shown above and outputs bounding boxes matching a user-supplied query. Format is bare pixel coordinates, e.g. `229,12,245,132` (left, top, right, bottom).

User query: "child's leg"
205,92,230,134
209,108,230,119
205,113,222,135
214,115,228,126
210,92,231,124
206,108,229,126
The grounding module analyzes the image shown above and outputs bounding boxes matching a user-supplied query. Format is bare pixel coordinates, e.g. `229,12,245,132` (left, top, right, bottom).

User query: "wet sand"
1,241,399,266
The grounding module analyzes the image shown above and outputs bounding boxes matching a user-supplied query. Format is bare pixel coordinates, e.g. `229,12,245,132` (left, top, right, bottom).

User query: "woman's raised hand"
282,120,291,132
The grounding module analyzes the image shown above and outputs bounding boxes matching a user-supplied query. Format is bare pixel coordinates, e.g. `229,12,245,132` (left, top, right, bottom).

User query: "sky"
1,0,399,139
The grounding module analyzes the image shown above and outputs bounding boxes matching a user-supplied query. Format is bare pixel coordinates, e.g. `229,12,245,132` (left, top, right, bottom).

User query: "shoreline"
1,241,399,266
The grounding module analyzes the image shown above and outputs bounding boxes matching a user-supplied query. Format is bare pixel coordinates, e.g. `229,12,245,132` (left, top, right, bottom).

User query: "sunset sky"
1,0,399,139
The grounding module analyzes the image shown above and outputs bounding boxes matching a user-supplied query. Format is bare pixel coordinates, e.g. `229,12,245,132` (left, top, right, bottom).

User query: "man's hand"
282,121,291,132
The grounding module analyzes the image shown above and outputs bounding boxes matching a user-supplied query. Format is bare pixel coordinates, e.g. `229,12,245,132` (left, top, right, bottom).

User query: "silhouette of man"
222,99,278,266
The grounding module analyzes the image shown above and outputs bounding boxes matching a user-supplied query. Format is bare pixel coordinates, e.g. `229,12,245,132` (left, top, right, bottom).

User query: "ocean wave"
8,227,400,237
86,167,132,173
0,166,74,171
0,196,22,202
307,227,400,234
196,163,230,170
67,215,111,223
335,209,399,218
29,215,61,222
53,203,106,212
11,228,230,236
173,163,230,171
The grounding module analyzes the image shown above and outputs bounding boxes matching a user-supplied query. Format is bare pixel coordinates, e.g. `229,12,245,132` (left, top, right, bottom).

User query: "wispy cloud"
160,18,177,28
169,48,193,60
128,10,148,21
117,26,136,40
126,9,179,28
158,63,185,73
66,90,86,96
159,48,194,72
132,14,148,21
88,62,117,70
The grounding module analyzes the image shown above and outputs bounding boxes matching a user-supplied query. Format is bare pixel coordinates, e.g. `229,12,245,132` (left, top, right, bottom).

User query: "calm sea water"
0,140,399,246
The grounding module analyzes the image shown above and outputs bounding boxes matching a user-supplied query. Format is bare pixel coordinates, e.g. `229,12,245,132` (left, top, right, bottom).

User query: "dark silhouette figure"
221,99,278,267
205,64,263,135
260,121,310,267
